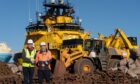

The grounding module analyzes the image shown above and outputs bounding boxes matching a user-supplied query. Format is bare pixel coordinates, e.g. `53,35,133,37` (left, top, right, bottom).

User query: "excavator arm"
107,28,138,58
115,29,133,49
112,28,138,49
98,28,138,58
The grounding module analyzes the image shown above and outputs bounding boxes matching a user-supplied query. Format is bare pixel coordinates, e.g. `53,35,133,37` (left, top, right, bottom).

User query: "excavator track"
98,49,109,71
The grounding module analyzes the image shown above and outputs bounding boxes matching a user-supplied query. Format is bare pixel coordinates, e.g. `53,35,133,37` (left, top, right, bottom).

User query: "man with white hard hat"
36,42,52,84
22,39,36,84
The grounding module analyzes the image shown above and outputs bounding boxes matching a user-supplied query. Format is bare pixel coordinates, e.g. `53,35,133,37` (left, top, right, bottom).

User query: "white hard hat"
40,42,46,46
27,39,34,44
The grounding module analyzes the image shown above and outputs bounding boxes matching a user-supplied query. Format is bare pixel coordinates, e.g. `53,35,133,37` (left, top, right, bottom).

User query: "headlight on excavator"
89,51,96,58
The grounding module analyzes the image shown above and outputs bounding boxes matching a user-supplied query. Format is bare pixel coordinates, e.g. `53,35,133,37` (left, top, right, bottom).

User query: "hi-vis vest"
36,51,52,62
22,49,36,67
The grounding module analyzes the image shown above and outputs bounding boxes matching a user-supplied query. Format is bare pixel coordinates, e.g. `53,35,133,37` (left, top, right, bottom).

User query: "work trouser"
23,67,34,84
38,67,51,84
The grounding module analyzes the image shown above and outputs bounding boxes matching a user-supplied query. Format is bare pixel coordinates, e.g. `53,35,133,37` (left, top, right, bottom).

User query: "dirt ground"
0,62,139,84
50,70,139,84
33,70,140,84
0,62,22,84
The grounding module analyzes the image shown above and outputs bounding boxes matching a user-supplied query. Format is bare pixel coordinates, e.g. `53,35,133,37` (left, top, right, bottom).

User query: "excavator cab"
62,38,103,55
84,39,103,54
128,37,137,46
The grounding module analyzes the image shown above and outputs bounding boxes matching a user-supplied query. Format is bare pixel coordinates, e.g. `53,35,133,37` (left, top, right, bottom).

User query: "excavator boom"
115,28,138,49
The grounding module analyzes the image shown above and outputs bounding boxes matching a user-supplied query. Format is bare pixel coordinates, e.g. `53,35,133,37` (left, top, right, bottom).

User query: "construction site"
0,0,140,84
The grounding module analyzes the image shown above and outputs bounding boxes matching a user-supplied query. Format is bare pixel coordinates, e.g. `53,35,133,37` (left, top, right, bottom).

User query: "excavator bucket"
53,60,66,77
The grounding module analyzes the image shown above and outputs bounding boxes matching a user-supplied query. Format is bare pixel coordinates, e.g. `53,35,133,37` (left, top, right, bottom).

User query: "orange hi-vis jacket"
36,50,52,63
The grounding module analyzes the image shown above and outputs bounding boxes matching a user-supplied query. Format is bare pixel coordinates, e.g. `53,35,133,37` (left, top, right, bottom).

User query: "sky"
0,0,140,51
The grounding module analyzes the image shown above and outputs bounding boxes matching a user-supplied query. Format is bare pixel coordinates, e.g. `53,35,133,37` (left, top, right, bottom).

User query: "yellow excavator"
61,28,139,72
98,28,139,70
58,27,139,73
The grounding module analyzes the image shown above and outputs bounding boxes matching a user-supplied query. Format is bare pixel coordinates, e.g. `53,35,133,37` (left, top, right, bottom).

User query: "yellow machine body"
99,28,139,59
24,3,90,59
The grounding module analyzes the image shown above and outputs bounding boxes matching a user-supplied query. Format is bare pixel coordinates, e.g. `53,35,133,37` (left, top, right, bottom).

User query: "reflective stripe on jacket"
36,50,52,62
22,48,36,67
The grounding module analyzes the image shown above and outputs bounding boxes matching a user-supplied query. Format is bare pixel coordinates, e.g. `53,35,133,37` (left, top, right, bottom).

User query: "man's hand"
48,64,51,70
45,61,48,65
42,63,45,67
31,58,35,64
31,60,36,64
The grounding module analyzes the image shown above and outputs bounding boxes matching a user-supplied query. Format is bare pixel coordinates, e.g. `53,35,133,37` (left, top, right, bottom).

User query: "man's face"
27,43,33,49
41,45,46,51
